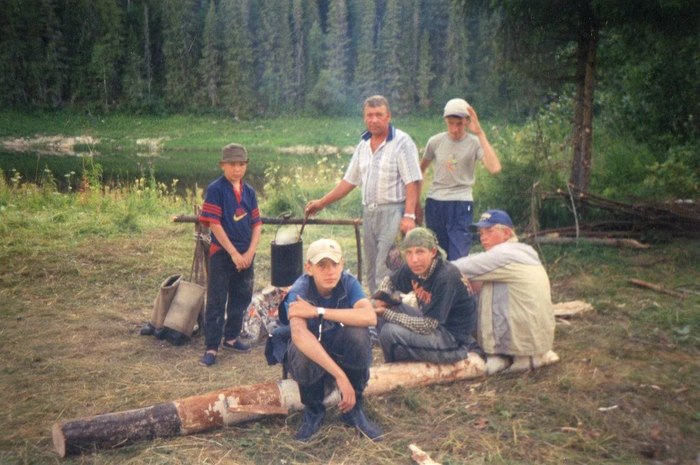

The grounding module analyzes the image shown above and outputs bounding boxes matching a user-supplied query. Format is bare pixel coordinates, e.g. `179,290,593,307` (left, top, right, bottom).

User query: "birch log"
53,354,486,457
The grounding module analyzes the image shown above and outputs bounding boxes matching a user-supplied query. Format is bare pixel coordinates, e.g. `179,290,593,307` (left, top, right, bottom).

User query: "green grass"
0,174,698,465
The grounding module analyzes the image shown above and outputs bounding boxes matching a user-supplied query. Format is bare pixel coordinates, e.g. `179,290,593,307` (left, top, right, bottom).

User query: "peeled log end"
52,422,67,458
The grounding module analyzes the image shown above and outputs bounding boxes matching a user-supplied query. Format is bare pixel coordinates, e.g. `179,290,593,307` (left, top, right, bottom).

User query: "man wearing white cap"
280,239,382,442
420,98,502,260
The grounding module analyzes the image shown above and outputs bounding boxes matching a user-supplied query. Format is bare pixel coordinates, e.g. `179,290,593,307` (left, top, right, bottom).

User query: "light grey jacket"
452,238,555,356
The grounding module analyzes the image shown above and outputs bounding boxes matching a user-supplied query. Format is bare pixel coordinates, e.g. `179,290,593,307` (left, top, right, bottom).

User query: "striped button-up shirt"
343,125,422,206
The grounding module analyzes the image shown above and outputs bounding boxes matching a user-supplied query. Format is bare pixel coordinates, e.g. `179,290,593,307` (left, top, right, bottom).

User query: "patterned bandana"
400,227,438,251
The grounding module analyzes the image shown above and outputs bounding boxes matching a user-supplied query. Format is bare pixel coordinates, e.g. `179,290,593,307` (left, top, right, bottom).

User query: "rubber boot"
295,405,326,442
340,397,382,441
295,379,326,442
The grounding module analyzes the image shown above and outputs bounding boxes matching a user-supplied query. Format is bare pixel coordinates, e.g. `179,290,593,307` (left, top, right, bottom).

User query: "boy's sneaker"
199,352,216,367
222,340,251,353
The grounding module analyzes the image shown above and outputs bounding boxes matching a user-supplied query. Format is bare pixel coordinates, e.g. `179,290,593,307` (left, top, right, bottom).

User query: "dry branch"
553,300,593,318
628,278,686,297
542,187,700,238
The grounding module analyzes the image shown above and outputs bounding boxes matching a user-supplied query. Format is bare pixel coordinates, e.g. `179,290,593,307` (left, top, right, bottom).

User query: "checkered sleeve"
383,308,439,335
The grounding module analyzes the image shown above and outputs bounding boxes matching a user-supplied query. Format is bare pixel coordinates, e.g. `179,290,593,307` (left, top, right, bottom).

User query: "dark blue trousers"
204,250,254,351
287,326,372,406
425,198,474,260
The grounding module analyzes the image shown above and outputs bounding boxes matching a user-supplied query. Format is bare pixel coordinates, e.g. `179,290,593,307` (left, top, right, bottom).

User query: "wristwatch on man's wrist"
403,213,416,220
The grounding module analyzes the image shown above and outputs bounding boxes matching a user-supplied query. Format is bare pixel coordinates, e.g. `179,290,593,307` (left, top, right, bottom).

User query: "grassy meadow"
0,112,699,464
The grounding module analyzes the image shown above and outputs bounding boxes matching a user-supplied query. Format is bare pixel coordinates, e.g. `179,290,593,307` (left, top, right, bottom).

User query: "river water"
0,148,288,195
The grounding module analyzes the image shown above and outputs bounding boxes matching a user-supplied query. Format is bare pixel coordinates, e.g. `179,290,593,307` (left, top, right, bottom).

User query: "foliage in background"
0,0,561,119
474,99,572,229
259,153,362,220
0,163,189,245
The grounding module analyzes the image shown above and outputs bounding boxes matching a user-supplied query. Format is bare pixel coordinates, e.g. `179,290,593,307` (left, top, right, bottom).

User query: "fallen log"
532,235,649,249
53,354,490,457
553,300,594,318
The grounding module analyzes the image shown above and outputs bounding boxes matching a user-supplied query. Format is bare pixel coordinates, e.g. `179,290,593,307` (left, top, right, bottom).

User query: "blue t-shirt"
199,176,261,255
280,271,366,337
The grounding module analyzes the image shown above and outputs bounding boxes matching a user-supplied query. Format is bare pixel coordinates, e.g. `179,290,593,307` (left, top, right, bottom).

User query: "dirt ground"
1,224,698,465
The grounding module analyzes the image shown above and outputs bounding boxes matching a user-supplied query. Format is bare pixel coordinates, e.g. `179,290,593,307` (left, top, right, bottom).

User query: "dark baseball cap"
472,209,514,229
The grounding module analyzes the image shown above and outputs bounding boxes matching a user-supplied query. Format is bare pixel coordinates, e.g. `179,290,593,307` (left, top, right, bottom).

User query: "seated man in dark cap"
452,210,558,374
373,227,481,364
282,238,382,442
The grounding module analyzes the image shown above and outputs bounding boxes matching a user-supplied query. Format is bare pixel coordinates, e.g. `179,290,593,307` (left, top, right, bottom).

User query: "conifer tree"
416,30,434,111
122,0,156,110
38,0,66,107
443,0,470,96
220,0,256,118
88,0,125,110
199,0,223,109
162,0,202,110
308,0,350,114
258,1,294,113
376,0,403,112
352,0,377,101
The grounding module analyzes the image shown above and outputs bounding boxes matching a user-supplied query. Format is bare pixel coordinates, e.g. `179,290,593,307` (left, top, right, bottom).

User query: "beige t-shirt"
423,132,483,201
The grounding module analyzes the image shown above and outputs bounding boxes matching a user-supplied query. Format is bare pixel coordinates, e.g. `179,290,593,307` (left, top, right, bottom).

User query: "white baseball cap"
443,98,471,118
307,239,343,264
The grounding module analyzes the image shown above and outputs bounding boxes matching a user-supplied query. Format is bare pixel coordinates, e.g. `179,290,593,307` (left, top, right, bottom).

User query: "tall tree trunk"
143,4,152,98
570,3,599,192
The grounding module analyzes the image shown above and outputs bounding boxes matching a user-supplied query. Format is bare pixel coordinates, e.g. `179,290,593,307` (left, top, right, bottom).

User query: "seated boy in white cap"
452,209,558,373
281,239,382,442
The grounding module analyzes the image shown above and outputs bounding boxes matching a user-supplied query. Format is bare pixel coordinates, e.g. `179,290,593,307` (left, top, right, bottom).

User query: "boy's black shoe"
222,340,251,353
139,322,155,336
295,408,325,442
340,400,382,440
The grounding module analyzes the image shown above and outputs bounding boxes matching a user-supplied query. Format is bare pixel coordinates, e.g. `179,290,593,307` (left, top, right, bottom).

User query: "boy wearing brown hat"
198,143,262,367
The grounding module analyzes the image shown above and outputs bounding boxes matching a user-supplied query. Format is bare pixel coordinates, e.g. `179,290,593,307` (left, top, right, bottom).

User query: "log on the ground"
532,235,649,249
553,300,593,318
53,354,487,457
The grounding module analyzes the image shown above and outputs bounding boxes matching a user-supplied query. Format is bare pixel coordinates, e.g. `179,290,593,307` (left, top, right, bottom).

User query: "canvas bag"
161,209,210,345
149,274,182,330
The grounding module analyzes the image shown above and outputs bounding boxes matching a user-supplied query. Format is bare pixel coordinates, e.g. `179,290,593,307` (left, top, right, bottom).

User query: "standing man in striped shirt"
305,95,422,294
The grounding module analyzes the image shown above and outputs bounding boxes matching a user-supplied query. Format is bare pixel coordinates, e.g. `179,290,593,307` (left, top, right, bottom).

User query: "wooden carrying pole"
173,214,364,283
52,355,486,457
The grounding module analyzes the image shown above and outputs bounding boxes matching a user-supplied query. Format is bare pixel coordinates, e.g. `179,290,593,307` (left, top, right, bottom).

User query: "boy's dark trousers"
287,326,372,407
203,250,254,351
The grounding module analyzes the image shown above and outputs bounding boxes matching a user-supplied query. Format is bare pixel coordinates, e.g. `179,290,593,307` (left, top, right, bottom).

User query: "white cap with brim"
443,98,470,118
307,238,343,264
